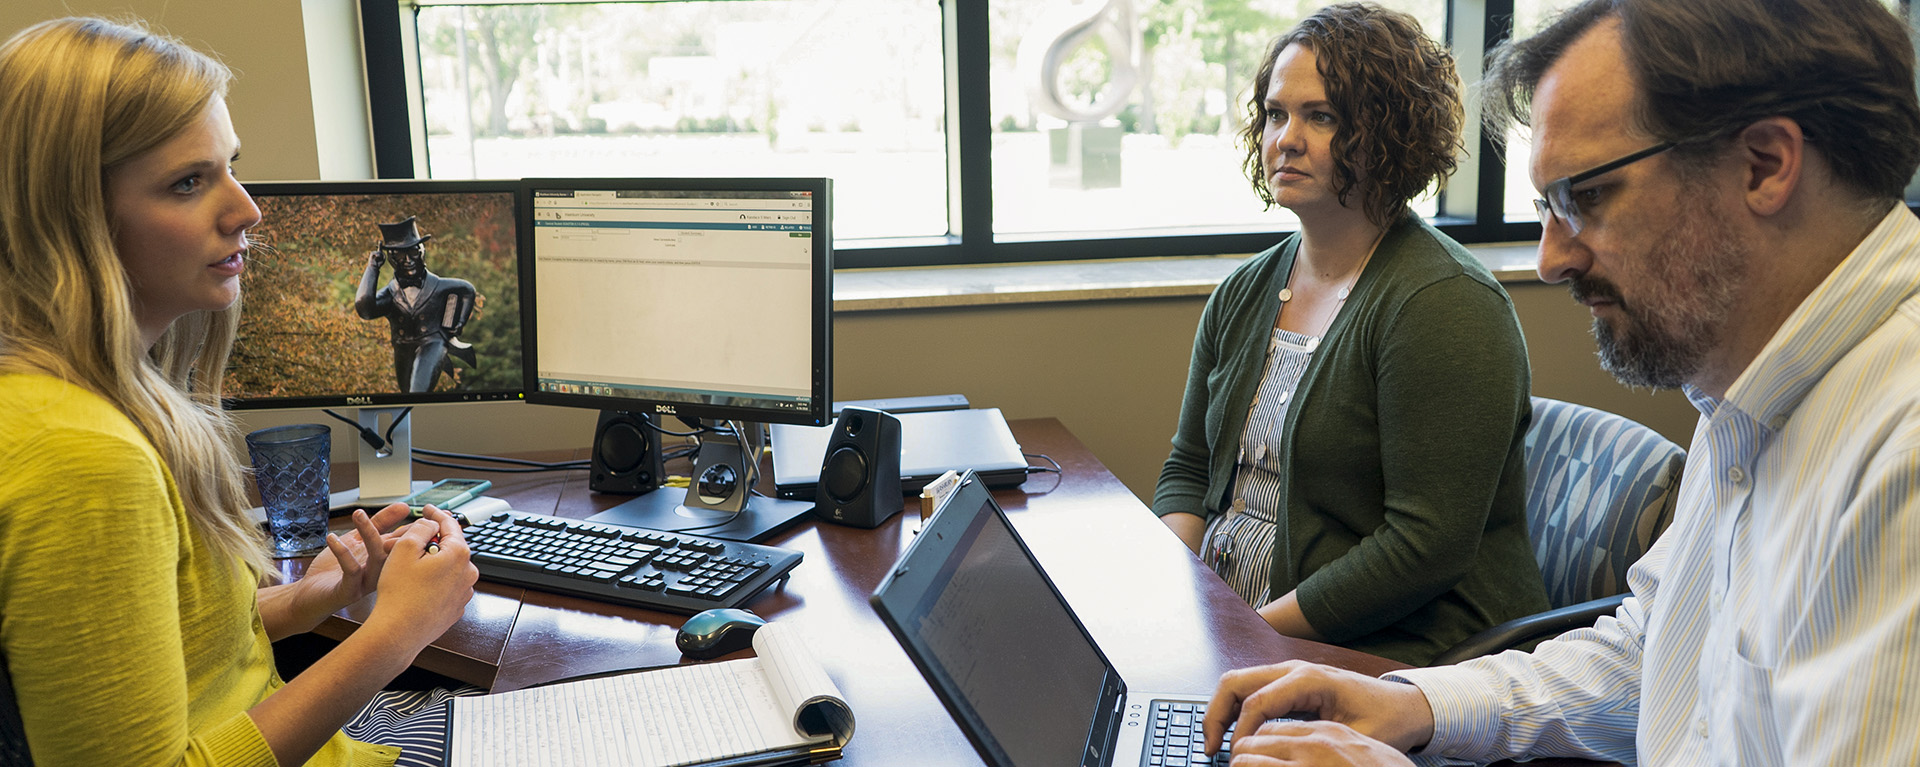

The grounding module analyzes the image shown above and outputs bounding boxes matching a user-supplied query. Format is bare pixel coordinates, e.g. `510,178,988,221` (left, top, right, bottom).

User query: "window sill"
833,242,1543,313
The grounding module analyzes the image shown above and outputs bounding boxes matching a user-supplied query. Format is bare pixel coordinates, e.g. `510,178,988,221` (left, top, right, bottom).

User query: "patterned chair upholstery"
1523,397,1685,607
1434,397,1684,665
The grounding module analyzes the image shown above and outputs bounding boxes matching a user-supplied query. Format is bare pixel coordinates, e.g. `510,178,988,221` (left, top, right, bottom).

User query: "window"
1505,0,1920,220
412,1,945,241
985,1,1443,240
364,0,1915,268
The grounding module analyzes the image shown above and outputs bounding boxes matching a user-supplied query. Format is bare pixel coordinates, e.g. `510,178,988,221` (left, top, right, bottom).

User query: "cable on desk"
414,448,589,470
650,516,741,535
644,416,712,438
1024,453,1063,475
411,456,589,474
322,407,591,473
662,445,698,462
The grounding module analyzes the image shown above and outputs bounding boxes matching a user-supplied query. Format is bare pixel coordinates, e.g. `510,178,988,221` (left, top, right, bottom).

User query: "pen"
426,535,441,555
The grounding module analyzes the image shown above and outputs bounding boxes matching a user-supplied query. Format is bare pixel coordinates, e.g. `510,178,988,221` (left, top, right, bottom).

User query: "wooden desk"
298,417,1601,767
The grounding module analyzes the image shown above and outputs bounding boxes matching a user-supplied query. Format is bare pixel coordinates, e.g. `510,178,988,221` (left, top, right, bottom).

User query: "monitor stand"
329,406,430,512
589,423,813,543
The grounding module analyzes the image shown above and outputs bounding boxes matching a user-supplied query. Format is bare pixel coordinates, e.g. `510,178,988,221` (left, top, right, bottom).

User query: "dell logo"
345,396,373,405
656,405,677,415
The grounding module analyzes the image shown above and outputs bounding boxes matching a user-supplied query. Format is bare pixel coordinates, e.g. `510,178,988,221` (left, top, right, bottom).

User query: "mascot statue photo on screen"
354,217,479,392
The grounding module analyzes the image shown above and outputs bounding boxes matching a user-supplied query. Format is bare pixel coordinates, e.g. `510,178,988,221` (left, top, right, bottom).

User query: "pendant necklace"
1277,226,1389,340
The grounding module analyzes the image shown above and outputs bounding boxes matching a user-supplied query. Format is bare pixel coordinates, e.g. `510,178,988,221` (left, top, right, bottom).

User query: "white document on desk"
447,623,854,767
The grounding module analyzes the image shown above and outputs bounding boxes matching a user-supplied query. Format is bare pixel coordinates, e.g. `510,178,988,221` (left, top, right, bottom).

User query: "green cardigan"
1153,214,1550,666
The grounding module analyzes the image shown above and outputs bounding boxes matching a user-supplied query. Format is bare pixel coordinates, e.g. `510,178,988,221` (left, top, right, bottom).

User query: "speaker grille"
821,445,868,503
597,421,647,474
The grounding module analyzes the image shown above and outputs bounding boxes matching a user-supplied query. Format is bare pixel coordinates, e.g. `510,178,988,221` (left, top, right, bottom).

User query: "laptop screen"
873,479,1119,766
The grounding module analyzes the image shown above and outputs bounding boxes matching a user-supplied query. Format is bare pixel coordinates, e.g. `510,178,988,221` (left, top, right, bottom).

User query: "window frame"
358,0,1913,270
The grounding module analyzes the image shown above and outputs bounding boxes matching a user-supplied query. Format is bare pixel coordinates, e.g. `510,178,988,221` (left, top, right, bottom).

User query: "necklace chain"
1278,226,1389,337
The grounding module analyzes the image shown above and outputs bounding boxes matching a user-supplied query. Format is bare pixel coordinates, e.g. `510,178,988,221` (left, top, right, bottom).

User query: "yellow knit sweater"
0,373,395,766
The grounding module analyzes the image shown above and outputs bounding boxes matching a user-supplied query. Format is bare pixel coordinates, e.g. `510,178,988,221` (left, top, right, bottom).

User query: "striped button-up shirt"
1390,206,1920,766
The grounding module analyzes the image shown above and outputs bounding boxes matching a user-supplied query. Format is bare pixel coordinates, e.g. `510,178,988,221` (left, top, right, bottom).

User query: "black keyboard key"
1149,700,1236,765
468,510,803,613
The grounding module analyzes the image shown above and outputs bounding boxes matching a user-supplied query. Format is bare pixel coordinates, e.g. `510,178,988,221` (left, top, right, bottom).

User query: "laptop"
770,408,1030,499
870,471,1231,767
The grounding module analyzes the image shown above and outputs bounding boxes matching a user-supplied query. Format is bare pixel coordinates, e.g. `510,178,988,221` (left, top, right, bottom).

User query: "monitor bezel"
223,178,527,412
517,176,833,428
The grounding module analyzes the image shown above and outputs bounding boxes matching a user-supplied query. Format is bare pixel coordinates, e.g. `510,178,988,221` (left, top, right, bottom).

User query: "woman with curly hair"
1153,2,1547,666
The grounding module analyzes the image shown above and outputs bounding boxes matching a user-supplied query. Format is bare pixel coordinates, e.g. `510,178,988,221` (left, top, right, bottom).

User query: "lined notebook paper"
448,623,853,767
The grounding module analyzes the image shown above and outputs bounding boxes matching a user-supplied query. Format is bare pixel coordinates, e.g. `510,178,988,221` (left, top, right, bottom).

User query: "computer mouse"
676,608,767,660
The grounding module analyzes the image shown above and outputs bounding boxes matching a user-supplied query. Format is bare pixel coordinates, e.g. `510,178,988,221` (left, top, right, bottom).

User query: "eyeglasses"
1533,141,1677,236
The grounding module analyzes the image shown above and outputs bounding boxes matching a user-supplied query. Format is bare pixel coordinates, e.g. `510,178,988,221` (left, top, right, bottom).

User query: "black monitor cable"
321,407,411,458
652,516,738,535
321,407,589,473
662,445,699,462
1023,452,1064,494
644,416,711,438
410,456,587,474
649,420,767,535
724,419,762,493
1024,453,1063,475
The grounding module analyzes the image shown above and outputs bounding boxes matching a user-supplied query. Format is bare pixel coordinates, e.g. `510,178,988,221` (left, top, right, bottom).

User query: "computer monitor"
226,179,525,509
522,177,831,541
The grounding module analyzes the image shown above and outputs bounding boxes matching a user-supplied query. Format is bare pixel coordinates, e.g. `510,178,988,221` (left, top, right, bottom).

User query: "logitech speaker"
590,410,663,494
813,406,903,528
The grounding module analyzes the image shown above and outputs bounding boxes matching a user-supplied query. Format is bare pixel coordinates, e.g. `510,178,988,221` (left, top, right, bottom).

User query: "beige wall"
3,1,328,182
235,288,1698,504
4,5,1700,503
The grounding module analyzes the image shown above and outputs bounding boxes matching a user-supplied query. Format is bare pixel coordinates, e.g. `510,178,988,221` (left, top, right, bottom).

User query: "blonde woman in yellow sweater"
0,17,478,766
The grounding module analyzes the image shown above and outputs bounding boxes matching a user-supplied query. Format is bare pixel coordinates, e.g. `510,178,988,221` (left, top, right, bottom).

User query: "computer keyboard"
1149,700,1232,766
461,510,803,614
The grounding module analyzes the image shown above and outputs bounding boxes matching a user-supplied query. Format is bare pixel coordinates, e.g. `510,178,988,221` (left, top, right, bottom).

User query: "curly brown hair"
1240,3,1464,226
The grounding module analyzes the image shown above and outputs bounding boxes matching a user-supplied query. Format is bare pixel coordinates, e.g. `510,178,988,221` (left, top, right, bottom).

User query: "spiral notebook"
445,623,854,767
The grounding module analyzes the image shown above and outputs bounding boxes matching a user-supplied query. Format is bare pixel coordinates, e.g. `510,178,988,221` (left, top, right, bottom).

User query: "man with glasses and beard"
1191,0,1920,765
356,217,479,393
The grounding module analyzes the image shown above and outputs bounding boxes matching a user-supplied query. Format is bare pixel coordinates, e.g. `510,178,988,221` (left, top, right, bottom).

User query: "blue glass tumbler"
246,424,332,557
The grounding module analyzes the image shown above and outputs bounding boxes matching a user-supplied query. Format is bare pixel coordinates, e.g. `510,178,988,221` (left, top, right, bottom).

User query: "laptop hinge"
1088,682,1126,766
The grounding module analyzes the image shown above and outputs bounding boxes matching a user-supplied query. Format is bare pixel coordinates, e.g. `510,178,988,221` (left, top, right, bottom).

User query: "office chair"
0,651,29,766
1432,397,1685,666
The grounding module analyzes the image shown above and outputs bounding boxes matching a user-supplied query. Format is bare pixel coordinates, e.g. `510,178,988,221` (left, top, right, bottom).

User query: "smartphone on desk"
400,478,492,517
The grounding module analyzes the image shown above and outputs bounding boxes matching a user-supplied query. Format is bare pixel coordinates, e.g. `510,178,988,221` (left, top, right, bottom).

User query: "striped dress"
1200,326,1315,607
346,686,488,766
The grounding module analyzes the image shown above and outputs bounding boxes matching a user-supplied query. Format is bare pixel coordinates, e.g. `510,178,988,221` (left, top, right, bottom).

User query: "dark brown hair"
1239,2,1463,226
1485,0,1920,200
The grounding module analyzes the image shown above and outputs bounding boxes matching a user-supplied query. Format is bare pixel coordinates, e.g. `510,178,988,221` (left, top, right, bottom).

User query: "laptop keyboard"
1147,700,1231,766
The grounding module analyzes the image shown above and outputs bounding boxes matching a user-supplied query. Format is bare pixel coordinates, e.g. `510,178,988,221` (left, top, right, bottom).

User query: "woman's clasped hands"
286,502,477,647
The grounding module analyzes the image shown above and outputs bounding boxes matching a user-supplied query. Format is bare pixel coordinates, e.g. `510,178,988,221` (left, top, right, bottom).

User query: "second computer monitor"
228,179,526,508
521,178,832,427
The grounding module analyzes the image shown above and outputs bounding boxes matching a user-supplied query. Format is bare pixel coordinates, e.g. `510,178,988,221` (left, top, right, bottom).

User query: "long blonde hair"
0,18,267,574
